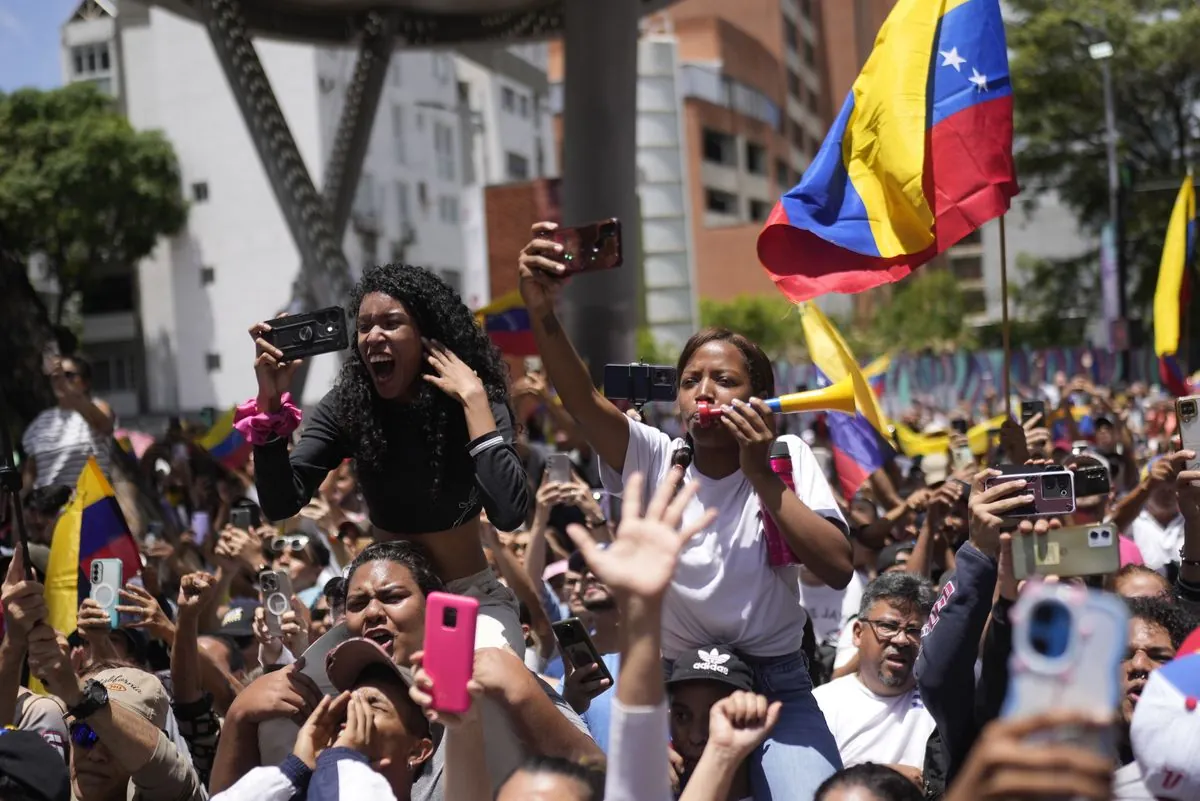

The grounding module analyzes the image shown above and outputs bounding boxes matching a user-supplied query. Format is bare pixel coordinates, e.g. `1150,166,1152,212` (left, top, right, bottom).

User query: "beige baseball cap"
89,667,170,730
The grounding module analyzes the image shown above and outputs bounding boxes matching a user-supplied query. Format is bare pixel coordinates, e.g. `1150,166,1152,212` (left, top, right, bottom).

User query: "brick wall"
484,178,563,301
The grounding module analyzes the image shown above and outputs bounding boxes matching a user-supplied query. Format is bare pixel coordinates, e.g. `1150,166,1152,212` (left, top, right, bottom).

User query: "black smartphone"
552,617,614,685
1020,400,1046,427
262,306,349,362
1071,463,1112,497
603,363,677,405
551,218,623,274
230,505,261,531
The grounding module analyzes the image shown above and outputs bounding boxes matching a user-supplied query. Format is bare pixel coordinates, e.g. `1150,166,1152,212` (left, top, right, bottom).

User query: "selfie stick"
0,394,35,580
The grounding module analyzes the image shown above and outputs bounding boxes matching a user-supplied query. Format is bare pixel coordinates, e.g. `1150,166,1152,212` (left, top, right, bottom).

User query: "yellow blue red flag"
1153,173,1196,397
799,303,891,497
198,407,252,470
475,290,537,356
759,0,1017,301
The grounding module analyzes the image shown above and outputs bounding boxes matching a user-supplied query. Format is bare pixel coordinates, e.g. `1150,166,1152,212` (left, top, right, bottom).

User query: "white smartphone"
259,569,294,637
547,453,572,484
1176,395,1200,471
1002,582,1127,757
90,558,124,629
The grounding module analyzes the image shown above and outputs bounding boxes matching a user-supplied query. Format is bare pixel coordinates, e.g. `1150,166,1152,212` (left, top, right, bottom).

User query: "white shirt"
22,405,111,488
600,421,847,659
1112,761,1154,800
799,569,866,645
1129,510,1185,575
812,674,936,769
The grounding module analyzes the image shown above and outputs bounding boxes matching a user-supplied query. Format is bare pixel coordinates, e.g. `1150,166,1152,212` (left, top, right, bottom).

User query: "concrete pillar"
560,0,641,382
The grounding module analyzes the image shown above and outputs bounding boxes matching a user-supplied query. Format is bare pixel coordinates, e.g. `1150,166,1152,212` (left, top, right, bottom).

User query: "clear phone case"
1002,582,1128,756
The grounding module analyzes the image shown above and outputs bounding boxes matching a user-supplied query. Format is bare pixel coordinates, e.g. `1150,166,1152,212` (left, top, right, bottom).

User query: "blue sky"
0,1,84,91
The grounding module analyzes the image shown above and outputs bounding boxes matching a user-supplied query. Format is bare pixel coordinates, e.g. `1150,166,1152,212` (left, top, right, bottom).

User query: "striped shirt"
21,405,112,488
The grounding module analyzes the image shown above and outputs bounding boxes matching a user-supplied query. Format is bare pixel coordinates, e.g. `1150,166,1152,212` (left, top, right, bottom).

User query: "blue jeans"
742,651,842,801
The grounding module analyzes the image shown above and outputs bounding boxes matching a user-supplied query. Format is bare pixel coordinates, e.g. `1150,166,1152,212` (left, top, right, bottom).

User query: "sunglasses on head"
270,534,310,553
70,721,99,749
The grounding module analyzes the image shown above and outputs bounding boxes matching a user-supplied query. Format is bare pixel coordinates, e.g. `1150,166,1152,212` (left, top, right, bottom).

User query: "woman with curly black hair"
240,264,531,655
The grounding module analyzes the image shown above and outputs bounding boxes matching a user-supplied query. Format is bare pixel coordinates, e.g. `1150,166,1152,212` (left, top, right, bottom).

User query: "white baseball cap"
1131,628,1200,800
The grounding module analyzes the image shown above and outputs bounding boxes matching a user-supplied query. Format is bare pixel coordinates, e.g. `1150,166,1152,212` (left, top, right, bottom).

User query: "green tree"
699,294,803,359
868,269,976,351
1007,1,1200,327
635,326,678,365
0,82,187,323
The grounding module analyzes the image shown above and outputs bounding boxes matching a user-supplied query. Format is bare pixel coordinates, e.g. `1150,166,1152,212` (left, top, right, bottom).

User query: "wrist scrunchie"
233,393,303,445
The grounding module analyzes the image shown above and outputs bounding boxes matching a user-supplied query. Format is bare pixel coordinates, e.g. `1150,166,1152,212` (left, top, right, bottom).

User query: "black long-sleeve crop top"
253,391,531,534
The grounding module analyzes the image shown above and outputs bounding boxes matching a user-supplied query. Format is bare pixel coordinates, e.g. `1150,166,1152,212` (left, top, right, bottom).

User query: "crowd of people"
1,220,1199,801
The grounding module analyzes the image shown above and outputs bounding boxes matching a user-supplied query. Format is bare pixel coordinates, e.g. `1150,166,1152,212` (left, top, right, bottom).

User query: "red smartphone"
423,592,479,715
551,218,622,273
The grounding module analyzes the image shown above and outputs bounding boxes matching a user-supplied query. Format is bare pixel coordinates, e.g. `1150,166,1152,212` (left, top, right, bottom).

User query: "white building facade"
61,0,551,418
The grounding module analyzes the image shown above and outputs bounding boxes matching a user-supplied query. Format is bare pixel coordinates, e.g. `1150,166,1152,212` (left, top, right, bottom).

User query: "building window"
775,159,791,189
502,86,516,112
702,129,736,166
80,273,136,314
790,122,805,151
787,70,802,100
91,355,136,394
205,353,221,372
438,195,460,223
953,256,984,281
507,151,530,181
705,188,738,215
391,105,406,164
804,41,816,67
192,182,209,202
784,19,799,51
748,199,772,222
959,228,983,245
396,182,410,223
432,53,451,83
440,269,463,294
518,94,529,118
72,43,111,78
745,142,767,175
807,85,819,114
200,266,215,286
963,288,987,314
433,122,455,181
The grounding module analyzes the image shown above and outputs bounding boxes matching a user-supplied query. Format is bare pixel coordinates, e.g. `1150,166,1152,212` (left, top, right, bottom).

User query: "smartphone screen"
547,453,572,484
1021,401,1046,426
191,511,211,544
553,218,622,273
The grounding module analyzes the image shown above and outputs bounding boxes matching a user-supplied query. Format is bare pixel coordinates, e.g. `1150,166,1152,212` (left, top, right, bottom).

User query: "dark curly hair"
336,264,509,497
1125,595,1198,650
345,540,444,599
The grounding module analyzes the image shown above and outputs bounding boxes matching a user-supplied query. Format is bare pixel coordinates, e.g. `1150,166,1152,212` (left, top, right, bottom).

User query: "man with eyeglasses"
813,572,937,782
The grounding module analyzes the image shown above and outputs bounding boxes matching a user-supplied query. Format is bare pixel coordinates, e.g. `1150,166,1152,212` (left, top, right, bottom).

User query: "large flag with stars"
758,0,1018,301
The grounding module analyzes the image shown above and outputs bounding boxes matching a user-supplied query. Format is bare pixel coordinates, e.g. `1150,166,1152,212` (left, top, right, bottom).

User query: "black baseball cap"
665,645,753,693
876,541,916,574
219,599,260,640
0,729,70,801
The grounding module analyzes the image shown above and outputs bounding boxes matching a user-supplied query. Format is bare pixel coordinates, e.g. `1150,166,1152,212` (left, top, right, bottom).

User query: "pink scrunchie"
234,393,303,445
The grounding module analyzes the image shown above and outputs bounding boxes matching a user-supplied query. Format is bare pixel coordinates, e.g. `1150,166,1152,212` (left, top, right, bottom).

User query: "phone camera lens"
1029,599,1071,658
443,607,458,628
1090,530,1098,540
298,325,314,342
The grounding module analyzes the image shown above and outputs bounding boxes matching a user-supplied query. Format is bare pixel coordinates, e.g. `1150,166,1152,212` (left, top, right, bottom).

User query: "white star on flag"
969,67,989,92
939,47,966,72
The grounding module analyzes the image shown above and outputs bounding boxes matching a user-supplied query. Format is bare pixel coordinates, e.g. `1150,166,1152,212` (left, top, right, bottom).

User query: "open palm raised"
567,468,715,601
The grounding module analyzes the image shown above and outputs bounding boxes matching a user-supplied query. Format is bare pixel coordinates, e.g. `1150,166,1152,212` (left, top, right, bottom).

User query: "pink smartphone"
423,592,479,715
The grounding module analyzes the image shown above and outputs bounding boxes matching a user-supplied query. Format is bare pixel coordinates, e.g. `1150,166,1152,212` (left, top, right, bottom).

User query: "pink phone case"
424,592,479,715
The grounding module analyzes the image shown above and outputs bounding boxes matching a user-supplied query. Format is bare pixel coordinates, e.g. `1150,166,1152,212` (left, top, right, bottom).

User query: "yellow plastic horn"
695,375,857,426
770,375,857,415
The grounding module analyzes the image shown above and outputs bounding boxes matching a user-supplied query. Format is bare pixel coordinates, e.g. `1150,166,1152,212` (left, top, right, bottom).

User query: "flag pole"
999,215,1012,417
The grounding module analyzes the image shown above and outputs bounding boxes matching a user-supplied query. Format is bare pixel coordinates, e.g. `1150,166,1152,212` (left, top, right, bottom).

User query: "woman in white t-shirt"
518,222,853,800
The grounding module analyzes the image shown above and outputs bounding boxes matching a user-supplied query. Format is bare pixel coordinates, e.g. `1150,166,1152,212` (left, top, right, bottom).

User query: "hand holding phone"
260,306,349,362
89,559,124,629
547,453,573,485
423,592,479,715
550,218,623,273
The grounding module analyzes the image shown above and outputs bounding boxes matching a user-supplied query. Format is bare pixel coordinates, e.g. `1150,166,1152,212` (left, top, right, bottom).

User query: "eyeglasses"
70,721,99,749
861,618,923,643
270,534,310,554
61,370,80,380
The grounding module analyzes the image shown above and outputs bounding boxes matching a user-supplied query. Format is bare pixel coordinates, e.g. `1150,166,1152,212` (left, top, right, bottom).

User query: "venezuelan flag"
43,458,142,637
475,290,538,357
800,303,892,498
1153,173,1196,397
758,0,1017,301
198,407,252,470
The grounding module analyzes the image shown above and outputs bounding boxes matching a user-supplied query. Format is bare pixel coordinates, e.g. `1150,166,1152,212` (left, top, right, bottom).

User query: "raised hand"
1176,453,1200,520
1,547,46,643
116,584,175,642
422,338,486,407
333,691,375,754
705,691,781,761
408,650,484,729
566,470,715,601
248,316,303,412
77,598,115,640
561,661,612,715
177,571,219,617
517,221,567,309
967,469,1034,558
293,693,351,769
